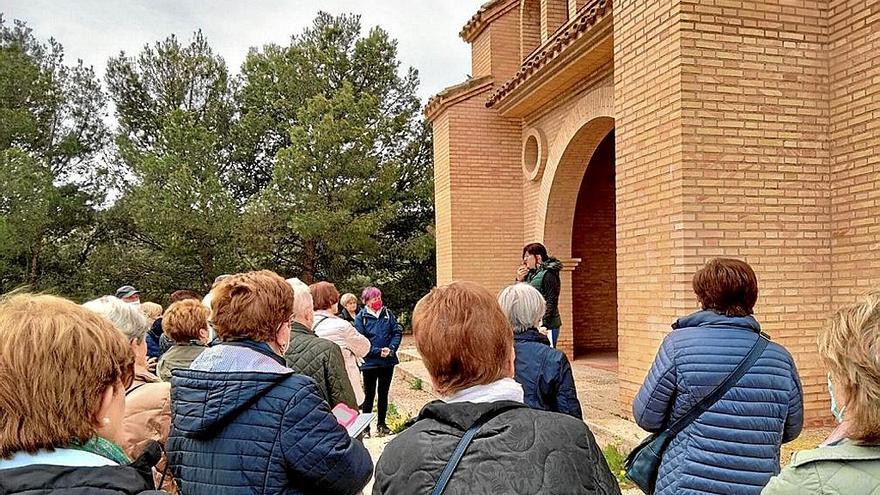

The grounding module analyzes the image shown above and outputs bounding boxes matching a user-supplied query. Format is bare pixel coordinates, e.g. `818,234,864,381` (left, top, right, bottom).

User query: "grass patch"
386,403,412,434
602,443,632,488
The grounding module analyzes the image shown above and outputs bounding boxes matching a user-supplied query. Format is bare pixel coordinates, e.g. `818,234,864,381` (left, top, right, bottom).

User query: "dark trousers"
362,366,394,426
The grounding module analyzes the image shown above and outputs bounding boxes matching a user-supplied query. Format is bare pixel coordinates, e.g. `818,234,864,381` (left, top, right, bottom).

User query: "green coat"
157,343,206,381
762,440,880,494
284,322,357,409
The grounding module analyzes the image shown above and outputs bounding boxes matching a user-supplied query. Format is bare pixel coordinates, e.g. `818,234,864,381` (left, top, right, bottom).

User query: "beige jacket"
313,310,371,405
124,367,175,492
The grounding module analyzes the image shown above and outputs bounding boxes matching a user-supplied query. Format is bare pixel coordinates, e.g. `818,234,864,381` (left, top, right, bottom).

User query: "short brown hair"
0,293,134,457
310,282,340,311
170,290,201,303
692,258,758,317
164,299,210,343
211,270,293,343
413,281,513,396
819,291,880,443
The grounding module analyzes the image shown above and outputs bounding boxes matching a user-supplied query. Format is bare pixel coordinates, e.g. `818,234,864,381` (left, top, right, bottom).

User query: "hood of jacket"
673,309,761,333
539,257,562,273
171,367,292,440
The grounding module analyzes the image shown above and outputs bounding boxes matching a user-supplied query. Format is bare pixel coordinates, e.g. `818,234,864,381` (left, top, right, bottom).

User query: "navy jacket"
633,310,804,495
353,307,402,370
513,329,582,419
167,343,372,495
146,319,163,359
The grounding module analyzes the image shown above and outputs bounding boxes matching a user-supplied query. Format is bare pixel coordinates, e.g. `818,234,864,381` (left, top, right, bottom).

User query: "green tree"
240,13,434,313
105,31,240,294
0,17,107,293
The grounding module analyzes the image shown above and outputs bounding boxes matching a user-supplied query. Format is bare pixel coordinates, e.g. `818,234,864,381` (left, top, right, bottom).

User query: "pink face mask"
369,300,383,311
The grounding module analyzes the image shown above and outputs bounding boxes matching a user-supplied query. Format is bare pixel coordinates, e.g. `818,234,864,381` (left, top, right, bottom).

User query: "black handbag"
624,332,769,494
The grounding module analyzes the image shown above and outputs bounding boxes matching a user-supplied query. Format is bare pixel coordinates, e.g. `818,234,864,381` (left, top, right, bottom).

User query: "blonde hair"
164,299,210,343
340,293,358,308
83,295,151,343
140,301,163,321
0,293,134,457
819,290,880,443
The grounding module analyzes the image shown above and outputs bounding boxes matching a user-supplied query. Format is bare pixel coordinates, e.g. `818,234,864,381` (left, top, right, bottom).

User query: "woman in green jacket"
762,291,880,494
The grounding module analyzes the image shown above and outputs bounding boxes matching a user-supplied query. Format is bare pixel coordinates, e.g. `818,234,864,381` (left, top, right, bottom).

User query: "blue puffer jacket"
353,307,402,370
513,328,583,419
166,341,372,495
633,310,804,495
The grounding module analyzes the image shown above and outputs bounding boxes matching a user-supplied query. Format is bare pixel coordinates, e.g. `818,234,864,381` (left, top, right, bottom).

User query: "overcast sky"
2,0,485,103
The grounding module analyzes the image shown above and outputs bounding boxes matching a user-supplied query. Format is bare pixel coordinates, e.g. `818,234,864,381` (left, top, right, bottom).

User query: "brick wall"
542,0,569,41
433,113,452,283
613,0,687,413
471,32,491,78
521,0,541,59
572,130,617,354
437,92,523,292
829,2,880,306
490,6,523,82
677,0,833,425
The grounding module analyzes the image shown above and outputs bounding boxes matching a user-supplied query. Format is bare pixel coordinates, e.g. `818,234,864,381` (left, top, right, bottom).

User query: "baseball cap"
115,285,140,299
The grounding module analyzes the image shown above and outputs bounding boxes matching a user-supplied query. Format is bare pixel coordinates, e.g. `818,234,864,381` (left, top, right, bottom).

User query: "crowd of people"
0,245,878,494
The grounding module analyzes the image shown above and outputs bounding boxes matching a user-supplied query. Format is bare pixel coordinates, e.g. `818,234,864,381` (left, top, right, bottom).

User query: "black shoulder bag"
625,332,769,494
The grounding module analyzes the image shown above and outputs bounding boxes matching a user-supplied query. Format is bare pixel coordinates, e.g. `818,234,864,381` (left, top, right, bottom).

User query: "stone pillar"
555,257,580,357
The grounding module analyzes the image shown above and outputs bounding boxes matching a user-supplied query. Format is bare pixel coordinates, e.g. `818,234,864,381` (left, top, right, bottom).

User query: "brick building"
426,0,880,425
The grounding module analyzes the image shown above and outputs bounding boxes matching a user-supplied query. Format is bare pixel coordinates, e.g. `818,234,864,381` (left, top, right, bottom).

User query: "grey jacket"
373,400,621,495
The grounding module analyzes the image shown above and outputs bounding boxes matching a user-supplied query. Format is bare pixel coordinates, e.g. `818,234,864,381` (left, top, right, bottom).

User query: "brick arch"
538,116,615,258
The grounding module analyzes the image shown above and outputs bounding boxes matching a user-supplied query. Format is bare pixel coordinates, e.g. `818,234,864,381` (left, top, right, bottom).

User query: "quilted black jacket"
373,400,621,495
284,322,357,408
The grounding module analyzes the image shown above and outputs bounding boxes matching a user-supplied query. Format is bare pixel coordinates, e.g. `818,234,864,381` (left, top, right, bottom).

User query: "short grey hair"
340,293,358,307
497,283,546,333
289,279,314,320
83,295,151,342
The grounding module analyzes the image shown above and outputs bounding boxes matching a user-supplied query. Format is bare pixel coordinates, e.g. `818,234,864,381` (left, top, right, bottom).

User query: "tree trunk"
303,239,317,284
29,237,43,288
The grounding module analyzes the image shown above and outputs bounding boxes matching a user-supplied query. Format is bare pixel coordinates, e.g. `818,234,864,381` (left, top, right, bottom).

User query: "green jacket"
525,257,563,328
762,440,880,494
157,342,206,381
284,322,357,409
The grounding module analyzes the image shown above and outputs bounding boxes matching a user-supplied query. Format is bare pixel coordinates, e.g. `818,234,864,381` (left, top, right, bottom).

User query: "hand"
380,347,391,358
538,326,548,336
515,265,528,282
146,357,157,373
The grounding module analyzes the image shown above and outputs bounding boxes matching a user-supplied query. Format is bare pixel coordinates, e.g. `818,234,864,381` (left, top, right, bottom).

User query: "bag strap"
666,332,769,437
431,408,509,495
125,383,148,396
314,315,330,330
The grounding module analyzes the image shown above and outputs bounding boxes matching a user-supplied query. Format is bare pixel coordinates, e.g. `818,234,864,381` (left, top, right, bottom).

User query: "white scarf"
445,377,524,404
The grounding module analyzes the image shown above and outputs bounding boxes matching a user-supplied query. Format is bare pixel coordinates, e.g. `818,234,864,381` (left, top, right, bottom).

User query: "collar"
418,400,527,431
219,339,286,366
673,310,761,333
291,321,312,335
445,377,524,405
513,328,551,345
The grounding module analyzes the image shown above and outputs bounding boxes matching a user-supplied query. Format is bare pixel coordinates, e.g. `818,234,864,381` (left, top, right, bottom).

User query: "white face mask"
128,300,141,308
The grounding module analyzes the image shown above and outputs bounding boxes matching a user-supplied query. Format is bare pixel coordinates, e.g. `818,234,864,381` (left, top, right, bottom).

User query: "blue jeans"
549,327,560,348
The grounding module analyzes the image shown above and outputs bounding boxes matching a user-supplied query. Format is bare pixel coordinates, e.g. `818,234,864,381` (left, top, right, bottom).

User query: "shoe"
362,426,371,439
377,424,392,437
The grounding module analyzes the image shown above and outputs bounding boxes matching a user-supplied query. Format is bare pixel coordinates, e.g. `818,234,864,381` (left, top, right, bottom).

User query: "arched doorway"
571,130,617,357
539,115,615,359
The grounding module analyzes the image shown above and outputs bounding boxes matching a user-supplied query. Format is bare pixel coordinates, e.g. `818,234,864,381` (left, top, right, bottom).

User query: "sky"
2,0,486,103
